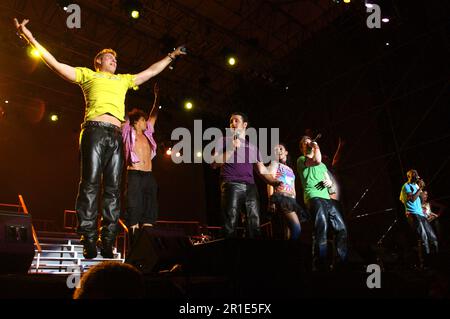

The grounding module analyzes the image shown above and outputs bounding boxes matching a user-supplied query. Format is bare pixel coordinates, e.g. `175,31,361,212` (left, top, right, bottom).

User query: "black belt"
81,121,121,132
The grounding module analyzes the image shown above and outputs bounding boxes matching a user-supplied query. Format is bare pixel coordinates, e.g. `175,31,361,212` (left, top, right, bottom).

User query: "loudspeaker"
0,211,35,274
125,227,192,274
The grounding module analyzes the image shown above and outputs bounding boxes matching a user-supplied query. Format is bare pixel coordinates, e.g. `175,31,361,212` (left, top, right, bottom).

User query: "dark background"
0,1,449,249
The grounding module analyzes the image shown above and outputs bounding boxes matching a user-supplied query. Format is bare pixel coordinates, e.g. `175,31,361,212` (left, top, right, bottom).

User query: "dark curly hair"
128,108,147,126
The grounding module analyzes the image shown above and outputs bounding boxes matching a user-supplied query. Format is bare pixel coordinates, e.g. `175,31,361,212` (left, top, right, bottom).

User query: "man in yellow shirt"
14,18,186,259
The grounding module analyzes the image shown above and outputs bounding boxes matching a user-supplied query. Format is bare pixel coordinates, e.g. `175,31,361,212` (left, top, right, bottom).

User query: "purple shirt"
216,137,261,184
122,120,157,166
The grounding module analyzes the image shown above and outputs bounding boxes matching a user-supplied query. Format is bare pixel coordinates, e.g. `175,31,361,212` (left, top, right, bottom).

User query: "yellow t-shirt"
75,67,138,122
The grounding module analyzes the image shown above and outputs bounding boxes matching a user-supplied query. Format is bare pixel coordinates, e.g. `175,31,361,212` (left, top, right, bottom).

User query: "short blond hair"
94,48,117,70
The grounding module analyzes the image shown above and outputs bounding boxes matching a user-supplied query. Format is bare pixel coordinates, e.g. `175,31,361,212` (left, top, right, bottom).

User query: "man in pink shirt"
122,83,159,248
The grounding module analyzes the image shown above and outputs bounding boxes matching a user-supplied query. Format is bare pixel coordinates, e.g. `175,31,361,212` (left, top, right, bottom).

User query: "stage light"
385,42,390,46
4,100,9,104
175,152,181,158
382,17,390,23
365,0,374,8
131,10,140,19
196,152,202,158
184,101,193,110
227,56,237,66
50,113,59,122
166,148,172,156
56,0,71,11
123,0,143,20
221,47,238,67
158,105,162,110
343,0,351,3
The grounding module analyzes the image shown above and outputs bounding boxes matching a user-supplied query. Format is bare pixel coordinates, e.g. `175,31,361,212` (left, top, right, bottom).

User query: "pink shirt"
122,120,157,165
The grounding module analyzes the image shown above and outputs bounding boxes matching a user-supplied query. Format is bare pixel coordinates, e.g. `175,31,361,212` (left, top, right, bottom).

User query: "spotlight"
343,0,351,3
227,56,237,66
365,0,374,8
131,10,140,19
196,152,202,158
221,47,238,67
4,100,9,104
166,148,172,156
50,113,59,122
158,105,162,110
382,17,390,23
56,0,72,11
123,0,143,20
175,152,181,158
184,101,193,110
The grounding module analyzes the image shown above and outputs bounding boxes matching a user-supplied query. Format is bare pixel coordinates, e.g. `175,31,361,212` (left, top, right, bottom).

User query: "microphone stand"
354,208,394,219
348,188,369,218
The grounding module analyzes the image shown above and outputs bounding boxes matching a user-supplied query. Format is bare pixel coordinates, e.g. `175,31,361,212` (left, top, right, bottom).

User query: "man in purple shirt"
122,83,159,248
212,112,280,238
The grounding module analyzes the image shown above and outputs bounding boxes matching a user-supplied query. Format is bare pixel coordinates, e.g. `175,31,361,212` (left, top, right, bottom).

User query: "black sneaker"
81,238,98,259
100,240,114,259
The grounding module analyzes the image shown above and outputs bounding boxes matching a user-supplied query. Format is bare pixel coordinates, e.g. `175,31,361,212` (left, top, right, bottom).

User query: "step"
36,237,81,244
32,257,80,265
34,250,78,258
35,244,79,252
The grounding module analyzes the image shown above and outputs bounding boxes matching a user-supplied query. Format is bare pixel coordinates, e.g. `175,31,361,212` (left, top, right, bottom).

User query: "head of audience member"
73,261,145,299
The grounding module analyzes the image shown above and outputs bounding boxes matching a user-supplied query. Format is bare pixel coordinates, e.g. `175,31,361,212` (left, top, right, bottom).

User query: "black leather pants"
308,197,348,268
221,182,261,238
407,214,438,255
75,121,124,243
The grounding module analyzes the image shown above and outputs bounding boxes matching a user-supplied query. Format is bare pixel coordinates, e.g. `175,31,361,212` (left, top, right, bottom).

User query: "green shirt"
75,67,138,122
296,155,330,203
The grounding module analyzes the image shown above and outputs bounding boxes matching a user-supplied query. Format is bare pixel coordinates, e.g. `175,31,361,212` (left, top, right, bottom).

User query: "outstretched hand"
173,45,187,57
14,18,33,41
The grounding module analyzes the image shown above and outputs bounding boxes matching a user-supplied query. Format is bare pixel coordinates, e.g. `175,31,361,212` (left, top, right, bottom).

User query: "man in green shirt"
297,136,348,271
14,18,186,259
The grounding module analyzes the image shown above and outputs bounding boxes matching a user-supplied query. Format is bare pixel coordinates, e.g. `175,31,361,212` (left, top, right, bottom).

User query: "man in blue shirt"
400,169,438,268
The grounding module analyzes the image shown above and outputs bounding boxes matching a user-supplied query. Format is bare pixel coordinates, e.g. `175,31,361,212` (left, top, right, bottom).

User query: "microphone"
233,129,240,140
312,133,322,143
168,46,187,71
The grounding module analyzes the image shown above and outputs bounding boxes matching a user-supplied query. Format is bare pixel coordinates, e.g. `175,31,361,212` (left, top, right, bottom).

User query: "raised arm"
14,18,76,82
148,82,160,128
134,46,186,86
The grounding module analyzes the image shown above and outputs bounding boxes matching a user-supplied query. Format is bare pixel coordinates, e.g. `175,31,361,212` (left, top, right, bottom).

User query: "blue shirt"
400,183,424,216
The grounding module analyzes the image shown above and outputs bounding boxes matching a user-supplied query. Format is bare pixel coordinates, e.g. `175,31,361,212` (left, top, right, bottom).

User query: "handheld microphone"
312,133,322,143
168,46,187,70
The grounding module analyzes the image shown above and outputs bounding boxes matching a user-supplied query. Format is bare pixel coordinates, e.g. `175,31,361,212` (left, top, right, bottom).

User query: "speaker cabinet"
0,211,35,274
